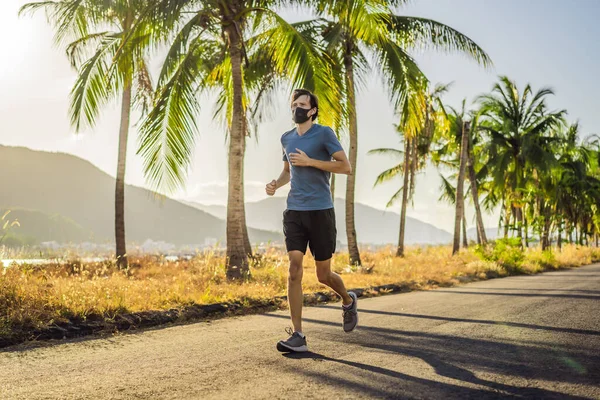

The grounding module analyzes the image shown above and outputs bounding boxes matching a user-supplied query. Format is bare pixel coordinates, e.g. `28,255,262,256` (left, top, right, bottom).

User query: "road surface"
1,264,599,399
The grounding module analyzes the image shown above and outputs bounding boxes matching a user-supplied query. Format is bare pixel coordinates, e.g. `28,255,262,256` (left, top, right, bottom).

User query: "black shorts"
283,208,337,261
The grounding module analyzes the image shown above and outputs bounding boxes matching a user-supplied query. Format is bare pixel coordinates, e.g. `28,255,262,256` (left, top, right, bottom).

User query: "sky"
1,0,599,233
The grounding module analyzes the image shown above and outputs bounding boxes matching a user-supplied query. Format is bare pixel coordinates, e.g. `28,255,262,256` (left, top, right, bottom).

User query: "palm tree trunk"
343,41,361,266
462,209,468,248
240,187,252,256
241,136,252,256
524,215,529,248
568,222,573,244
503,203,510,239
453,121,469,255
558,227,562,251
542,211,551,251
467,144,487,245
115,83,131,269
397,137,411,257
516,206,524,248
225,22,249,280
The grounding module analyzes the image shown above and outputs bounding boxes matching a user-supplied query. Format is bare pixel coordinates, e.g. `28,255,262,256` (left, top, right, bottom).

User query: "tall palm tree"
20,0,156,268
369,82,449,256
477,76,566,247
553,129,600,248
433,100,488,247
467,115,489,245
134,0,341,279
304,0,491,265
452,120,470,254
368,129,413,257
437,173,471,248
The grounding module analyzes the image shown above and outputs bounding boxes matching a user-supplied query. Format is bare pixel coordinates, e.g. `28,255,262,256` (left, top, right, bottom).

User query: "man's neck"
296,120,314,136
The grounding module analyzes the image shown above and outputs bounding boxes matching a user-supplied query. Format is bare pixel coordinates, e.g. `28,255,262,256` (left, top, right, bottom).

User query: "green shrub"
475,238,525,274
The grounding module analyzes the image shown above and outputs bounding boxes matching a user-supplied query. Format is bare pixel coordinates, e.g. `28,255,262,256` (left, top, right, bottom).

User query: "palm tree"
134,0,341,279
368,129,413,257
477,76,566,247
369,85,449,257
437,173,472,247
452,120,470,254
433,99,489,248
20,0,156,268
467,116,489,245
304,0,491,265
553,129,600,249
368,83,449,256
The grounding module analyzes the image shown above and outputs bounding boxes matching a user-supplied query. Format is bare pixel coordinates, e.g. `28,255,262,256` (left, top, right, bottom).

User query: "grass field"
1,241,599,341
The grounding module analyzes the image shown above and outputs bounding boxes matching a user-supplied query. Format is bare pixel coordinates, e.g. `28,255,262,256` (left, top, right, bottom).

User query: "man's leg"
315,259,353,305
316,258,359,332
288,250,305,333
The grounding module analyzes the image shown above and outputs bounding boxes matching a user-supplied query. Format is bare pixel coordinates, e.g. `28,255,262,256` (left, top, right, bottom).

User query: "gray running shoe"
277,327,308,353
343,291,358,332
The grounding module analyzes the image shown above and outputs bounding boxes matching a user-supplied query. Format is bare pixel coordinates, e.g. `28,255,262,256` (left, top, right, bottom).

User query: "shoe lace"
285,326,294,337
343,308,355,323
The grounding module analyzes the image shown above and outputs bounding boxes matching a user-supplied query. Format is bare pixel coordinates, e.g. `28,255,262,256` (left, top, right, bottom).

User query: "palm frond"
387,15,493,68
69,36,120,131
385,186,404,208
20,0,95,46
137,38,204,193
367,148,404,157
251,11,344,129
438,173,457,204
374,164,403,186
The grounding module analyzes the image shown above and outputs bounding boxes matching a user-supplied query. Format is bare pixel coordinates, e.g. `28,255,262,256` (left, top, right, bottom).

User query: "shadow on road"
427,290,600,300
313,305,600,336
267,313,599,399
456,287,600,295
282,351,512,399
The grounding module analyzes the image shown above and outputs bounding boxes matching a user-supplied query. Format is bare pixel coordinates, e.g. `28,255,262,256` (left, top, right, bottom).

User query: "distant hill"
0,146,282,246
185,197,453,246
0,208,92,245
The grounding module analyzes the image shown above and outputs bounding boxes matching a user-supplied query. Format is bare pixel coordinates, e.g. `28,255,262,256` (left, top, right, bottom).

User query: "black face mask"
293,107,312,123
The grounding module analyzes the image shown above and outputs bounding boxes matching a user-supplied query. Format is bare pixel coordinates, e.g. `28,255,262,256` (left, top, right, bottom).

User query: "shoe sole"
277,341,308,353
344,317,358,333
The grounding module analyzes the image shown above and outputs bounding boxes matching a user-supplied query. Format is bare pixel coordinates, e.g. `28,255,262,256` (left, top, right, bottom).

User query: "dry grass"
1,244,599,338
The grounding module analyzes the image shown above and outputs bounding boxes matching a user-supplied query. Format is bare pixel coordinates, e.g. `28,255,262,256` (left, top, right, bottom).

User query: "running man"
265,88,358,353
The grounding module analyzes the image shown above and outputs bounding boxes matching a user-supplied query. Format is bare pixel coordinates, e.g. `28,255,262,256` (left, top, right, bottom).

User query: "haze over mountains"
0,145,471,249
0,146,281,248
185,198,454,246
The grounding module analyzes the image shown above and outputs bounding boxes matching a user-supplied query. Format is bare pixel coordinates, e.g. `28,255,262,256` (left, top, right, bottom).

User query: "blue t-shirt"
281,123,344,211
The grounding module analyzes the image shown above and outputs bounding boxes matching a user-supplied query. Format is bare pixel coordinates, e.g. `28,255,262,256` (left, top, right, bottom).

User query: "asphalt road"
1,264,599,399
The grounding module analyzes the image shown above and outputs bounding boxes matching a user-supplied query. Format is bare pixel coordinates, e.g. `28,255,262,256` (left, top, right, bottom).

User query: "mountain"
0,146,282,246
0,208,92,245
185,197,453,246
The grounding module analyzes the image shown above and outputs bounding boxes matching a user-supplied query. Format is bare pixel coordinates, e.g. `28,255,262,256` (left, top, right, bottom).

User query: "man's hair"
292,88,319,121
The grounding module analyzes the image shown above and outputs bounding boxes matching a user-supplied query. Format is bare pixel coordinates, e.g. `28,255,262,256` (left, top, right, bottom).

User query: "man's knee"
288,262,303,283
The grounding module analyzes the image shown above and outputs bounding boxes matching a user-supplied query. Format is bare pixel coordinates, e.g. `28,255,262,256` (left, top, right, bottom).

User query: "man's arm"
266,162,291,196
288,149,352,175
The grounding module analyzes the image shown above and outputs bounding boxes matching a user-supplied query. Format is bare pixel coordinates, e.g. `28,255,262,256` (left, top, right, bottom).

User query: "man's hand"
265,179,277,196
289,148,313,167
